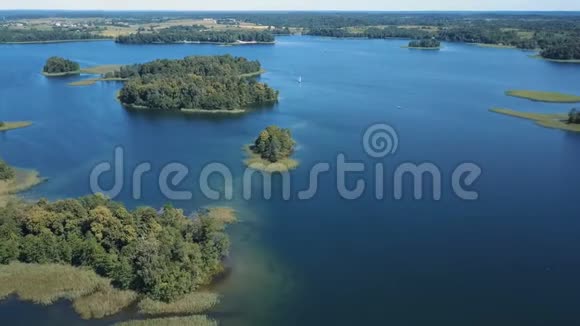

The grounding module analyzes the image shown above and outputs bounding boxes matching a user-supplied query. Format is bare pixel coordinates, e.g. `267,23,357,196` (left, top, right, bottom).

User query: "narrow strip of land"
490,107,580,132
0,121,32,132
505,90,580,103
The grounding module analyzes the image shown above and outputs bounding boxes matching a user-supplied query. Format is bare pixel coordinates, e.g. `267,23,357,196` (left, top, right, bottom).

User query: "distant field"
505,90,580,103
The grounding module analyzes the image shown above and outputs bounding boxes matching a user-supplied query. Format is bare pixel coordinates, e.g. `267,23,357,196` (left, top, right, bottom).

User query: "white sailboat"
298,76,302,84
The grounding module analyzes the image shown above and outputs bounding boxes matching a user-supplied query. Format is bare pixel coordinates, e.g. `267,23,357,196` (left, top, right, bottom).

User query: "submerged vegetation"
505,90,580,103
0,195,234,302
117,55,278,112
116,26,275,44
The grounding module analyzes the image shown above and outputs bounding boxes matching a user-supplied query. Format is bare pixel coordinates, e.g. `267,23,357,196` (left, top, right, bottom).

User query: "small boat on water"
298,76,302,83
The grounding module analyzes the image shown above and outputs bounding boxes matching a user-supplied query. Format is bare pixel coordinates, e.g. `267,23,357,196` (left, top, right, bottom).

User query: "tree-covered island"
244,126,298,173
117,55,278,112
42,56,81,76
406,38,441,49
116,26,275,45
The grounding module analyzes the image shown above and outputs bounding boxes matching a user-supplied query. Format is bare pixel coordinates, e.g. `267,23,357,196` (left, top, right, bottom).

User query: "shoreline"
529,54,580,64
402,45,441,50
117,40,275,46
1,39,112,45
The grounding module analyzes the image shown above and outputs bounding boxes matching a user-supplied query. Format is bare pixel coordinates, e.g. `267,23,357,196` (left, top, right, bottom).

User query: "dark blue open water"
2,36,580,325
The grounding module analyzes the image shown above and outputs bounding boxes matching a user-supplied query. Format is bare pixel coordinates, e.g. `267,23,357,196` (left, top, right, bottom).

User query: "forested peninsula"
116,55,278,112
116,26,275,45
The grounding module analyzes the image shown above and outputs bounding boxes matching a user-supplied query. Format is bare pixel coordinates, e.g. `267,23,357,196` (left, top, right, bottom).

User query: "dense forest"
43,56,80,74
252,126,296,163
408,38,441,48
540,40,580,60
0,27,104,43
0,195,231,302
116,26,275,44
0,160,15,181
569,109,580,124
116,55,278,111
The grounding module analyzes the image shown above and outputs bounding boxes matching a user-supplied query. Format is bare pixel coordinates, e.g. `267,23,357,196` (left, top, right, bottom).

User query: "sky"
2,0,580,11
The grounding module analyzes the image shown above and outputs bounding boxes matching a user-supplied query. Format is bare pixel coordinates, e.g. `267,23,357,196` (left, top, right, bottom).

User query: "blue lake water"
2,36,580,325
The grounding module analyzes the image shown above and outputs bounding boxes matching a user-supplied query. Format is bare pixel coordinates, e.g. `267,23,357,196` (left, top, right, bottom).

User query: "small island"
244,125,298,173
117,55,278,113
405,38,441,50
42,56,81,76
116,26,275,45
505,90,580,103
490,107,580,132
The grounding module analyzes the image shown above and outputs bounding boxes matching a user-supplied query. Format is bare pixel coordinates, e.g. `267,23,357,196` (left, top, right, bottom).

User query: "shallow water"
2,36,580,325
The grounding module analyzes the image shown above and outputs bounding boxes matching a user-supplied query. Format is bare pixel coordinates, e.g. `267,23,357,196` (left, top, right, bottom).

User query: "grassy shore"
0,168,44,206
490,107,580,132
529,54,580,64
138,292,219,316
73,287,138,319
115,316,218,326
0,121,32,132
243,145,299,173
0,263,111,304
505,90,580,103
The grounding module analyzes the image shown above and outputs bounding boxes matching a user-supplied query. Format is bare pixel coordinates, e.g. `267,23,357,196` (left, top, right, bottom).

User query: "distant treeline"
116,55,278,111
115,26,275,44
0,27,104,43
307,26,580,59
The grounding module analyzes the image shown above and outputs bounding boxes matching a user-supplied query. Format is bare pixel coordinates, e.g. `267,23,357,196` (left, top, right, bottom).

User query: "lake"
2,36,580,325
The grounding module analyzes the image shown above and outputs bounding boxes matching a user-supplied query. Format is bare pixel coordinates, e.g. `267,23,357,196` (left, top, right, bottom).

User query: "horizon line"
1,9,580,13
